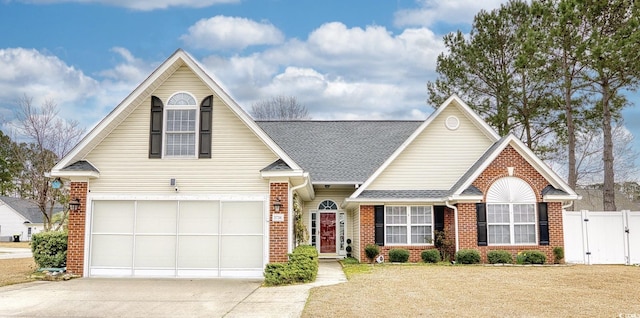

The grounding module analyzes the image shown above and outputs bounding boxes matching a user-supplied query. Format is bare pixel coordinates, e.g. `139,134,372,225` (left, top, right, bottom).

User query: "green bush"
516,250,547,265
364,244,380,263
455,249,481,264
388,248,410,263
553,247,564,264
31,231,68,268
421,249,441,263
487,250,513,264
263,245,319,286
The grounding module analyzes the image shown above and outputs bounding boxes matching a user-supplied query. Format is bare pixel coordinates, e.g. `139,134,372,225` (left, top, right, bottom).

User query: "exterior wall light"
273,197,282,212
69,198,81,212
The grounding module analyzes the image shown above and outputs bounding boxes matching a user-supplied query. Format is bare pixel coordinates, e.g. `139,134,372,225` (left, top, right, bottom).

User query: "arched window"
486,177,537,245
165,92,197,157
318,200,338,210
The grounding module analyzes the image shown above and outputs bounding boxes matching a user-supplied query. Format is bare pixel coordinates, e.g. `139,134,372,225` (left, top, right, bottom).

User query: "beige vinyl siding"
349,208,359,260
85,65,278,193
368,104,493,190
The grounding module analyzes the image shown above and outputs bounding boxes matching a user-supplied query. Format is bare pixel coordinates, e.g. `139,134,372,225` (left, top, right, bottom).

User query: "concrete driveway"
0,278,263,317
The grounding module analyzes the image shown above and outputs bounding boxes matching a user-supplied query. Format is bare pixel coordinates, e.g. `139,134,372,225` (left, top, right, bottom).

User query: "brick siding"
269,182,289,263
67,181,88,275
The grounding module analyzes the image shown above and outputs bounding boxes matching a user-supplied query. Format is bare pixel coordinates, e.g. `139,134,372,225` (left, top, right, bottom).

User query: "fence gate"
563,210,639,265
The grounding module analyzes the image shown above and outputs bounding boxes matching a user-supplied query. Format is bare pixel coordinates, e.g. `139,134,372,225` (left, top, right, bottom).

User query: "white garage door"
88,200,266,278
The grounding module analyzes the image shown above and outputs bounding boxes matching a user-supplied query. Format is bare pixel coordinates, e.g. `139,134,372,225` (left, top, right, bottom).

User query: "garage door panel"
136,201,177,234
91,235,133,267
178,236,218,268
221,202,264,234
134,235,176,268
90,199,265,278
220,235,263,269
179,201,219,234
92,201,134,233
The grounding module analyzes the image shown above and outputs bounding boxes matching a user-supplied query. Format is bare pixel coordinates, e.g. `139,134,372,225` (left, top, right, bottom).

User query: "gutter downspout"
562,200,573,210
289,175,309,252
445,201,460,253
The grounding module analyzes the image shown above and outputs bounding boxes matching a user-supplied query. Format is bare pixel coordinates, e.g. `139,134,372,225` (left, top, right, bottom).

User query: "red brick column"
269,182,289,263
359,205,374,261
67,181,88,275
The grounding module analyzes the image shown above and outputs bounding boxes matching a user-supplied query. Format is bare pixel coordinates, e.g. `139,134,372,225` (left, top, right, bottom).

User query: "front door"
320,213,336,253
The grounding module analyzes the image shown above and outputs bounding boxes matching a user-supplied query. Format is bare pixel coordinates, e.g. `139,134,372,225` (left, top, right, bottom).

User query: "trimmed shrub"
455,249,481,264
421,249,441,263
364,244,380,263
553,247,564,264
263,245,319,286
487,250,513,264
516,250,547,265
388,248,410,263
31,231,68,268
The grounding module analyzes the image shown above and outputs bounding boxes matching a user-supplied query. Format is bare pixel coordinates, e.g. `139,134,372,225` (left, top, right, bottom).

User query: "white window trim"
384,205,434,246
487,202,538,246
163,92,199,159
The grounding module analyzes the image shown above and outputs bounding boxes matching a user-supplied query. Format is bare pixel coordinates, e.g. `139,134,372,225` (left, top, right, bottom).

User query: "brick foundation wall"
269,182,289,263
67,181,88,276
457,145,565,264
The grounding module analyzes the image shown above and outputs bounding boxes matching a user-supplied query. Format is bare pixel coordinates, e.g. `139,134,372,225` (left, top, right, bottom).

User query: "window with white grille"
385,205,433,245
486,177,537,245
165,92,197,157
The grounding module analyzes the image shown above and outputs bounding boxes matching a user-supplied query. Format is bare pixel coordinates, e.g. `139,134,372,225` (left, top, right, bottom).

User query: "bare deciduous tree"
12,95,85,231
250,96,310,120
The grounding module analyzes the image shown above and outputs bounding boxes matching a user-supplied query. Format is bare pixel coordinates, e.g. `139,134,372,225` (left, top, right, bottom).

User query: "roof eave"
50,170,100,179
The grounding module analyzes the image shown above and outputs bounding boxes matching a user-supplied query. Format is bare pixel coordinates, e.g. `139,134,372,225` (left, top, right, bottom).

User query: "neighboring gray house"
0,196,61,241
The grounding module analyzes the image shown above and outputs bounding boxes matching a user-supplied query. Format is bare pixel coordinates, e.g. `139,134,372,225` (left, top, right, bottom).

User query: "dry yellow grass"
303,264,640,317
0,258,36,287
0,242,31,248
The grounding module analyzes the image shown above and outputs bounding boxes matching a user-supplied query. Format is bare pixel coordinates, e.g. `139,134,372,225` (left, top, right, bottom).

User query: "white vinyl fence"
563,210,640,265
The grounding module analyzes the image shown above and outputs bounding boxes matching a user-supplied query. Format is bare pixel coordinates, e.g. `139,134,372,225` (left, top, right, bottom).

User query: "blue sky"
0,0,639,181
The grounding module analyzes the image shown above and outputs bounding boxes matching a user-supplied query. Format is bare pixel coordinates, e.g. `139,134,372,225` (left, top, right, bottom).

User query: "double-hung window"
486,177,537,245
385,205,432,245
165,92,197,157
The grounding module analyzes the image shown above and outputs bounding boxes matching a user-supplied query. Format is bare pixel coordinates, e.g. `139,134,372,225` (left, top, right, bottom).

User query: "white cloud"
394,0,506,27
181,16,285,51
198,22,443,119
0,48,99,109
16,0,239,10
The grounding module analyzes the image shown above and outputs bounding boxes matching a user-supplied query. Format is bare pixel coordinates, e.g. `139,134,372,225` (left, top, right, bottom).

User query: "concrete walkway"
0,248,32,260
225,259,347,317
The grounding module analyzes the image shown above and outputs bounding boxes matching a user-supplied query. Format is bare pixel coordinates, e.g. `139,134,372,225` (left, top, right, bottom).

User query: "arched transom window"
318,200,338,210
165,92,197,157
486,177,537,245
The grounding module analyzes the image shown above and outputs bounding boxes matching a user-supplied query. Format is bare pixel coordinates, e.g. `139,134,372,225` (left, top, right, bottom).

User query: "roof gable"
52,49,300,176
351,95,500,198
449,134,578,199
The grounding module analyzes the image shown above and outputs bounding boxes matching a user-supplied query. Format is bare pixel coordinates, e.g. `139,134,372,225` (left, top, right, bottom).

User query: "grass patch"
0,258,37,287
303,265,640,317
0,242,31,248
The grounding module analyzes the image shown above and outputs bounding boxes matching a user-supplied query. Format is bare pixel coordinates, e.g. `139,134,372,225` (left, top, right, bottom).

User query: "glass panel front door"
320,213,336,253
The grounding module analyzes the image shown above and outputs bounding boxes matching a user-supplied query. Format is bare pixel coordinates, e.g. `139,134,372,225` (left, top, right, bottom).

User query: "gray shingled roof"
261,159,292,172
0,196,48,223
61,160,99,172
358,190,450,199
257,121,422,183
541,185,569,196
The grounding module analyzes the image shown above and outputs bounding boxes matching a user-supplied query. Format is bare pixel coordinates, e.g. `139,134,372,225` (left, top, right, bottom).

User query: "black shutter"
538,202,549,246
149,96,163,159
434,206,445,232
374,205,384,246
199,95,213,158
476,203,487,246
